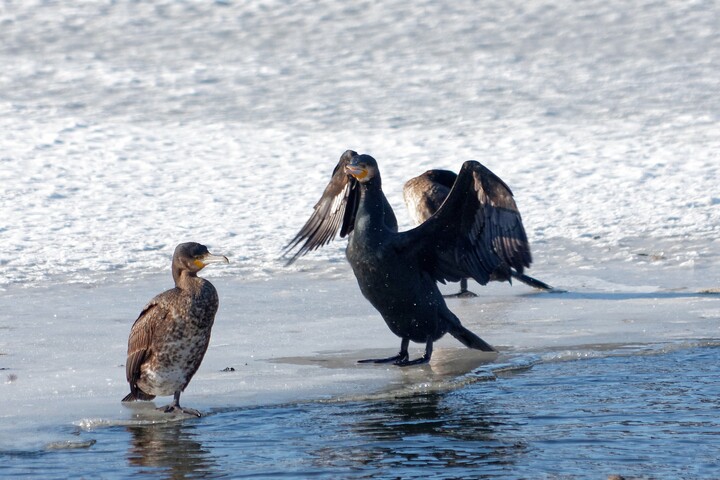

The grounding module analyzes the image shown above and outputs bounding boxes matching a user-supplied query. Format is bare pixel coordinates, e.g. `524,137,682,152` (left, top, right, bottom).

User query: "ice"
2,267,718,451
1,0,719,453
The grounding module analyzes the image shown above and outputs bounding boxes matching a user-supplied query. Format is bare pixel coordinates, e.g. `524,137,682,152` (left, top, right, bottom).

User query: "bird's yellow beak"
194,253,230,269
345,164,368,180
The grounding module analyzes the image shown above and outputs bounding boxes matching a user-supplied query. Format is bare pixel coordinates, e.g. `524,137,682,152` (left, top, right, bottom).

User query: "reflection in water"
4,347,716,478
355,392,489,441
126,422,218,478
311,391,526,475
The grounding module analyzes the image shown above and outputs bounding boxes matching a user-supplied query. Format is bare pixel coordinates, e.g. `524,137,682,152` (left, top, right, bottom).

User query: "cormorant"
284,150,534,366
403,169,553,297
122,242,229,416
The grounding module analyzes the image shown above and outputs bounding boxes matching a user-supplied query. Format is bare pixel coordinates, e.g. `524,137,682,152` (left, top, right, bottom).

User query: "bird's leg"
157,391,202,417
395,339,433,367
458,278,477,297
358,338,410,364
443,278,478,298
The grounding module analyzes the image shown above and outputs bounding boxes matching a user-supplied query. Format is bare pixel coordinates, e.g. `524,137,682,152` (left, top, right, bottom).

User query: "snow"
1,0,719,451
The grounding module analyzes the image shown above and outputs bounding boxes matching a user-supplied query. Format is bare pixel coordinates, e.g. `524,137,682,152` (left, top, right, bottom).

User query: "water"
2,345,718,479
2,0,720,477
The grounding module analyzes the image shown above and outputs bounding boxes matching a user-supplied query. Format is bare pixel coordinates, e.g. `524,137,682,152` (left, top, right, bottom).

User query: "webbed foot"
359,339,434,367
157,391,201,417
443,289,477,298
358,352,409,364
394,355,431,367
157,404,202,417
443,279,477,298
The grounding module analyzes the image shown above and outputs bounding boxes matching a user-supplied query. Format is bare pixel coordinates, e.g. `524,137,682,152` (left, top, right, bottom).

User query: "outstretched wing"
399,160,531,285
283,150,360,265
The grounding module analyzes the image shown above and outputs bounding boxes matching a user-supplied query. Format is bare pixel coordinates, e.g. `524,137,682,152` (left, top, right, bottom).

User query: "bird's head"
344,152,380,184
173,242,229,275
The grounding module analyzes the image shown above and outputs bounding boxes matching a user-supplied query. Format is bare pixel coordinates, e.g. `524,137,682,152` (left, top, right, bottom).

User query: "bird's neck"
173,268,201,290
356,181,388,235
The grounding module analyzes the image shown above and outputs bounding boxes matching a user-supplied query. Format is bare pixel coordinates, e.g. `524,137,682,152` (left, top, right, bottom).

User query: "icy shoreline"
2,265,718,451
2,0,719,459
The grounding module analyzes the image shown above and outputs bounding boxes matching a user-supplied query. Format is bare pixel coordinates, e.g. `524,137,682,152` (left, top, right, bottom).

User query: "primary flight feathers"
284,150,531,288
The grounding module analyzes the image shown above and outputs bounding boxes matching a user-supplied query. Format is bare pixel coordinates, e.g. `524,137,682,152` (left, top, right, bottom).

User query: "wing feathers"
125,303,157,397
286,155,533,286
283,151,358,265
401,160,532,285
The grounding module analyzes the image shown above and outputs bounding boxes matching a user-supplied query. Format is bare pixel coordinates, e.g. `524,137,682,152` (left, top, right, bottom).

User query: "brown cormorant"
284,150,534,365
403,169,553,297
122,242,229,416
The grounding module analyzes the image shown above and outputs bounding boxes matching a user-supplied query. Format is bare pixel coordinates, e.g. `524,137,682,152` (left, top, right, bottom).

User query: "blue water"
3,345,718,479
2,2,719,478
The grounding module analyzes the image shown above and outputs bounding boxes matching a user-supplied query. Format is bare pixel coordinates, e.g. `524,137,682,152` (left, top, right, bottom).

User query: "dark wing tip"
470,162,532,273
407,160,533,284
282,152,359,265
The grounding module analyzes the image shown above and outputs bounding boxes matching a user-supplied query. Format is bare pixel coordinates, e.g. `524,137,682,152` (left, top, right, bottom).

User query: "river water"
2,0,719,478
3,344,719,478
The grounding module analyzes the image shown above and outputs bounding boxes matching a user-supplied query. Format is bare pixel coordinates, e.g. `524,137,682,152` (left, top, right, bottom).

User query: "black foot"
157,404,202,417
443,289,478,298
358,352,409,364
395,355,431,367
444,279,476,298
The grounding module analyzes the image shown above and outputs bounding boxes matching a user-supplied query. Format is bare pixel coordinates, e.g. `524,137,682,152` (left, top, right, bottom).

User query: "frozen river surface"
1,0,719,478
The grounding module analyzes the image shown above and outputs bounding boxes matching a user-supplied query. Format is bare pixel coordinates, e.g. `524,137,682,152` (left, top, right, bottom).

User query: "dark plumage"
403,169,553,296
122,242,229,416
285,151,534,365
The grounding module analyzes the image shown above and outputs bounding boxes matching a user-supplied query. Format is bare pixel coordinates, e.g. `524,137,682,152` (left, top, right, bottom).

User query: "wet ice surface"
3,322,720,478
2,265,718,454
1,0,720,477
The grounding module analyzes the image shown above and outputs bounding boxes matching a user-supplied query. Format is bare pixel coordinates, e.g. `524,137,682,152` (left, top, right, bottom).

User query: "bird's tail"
510,270,554,291
448,323,496,352
122,389,155,402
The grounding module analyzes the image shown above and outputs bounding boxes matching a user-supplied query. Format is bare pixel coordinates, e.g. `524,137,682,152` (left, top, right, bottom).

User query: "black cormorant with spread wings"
122,242,229,416
284,150,535,365
403,169,553,297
